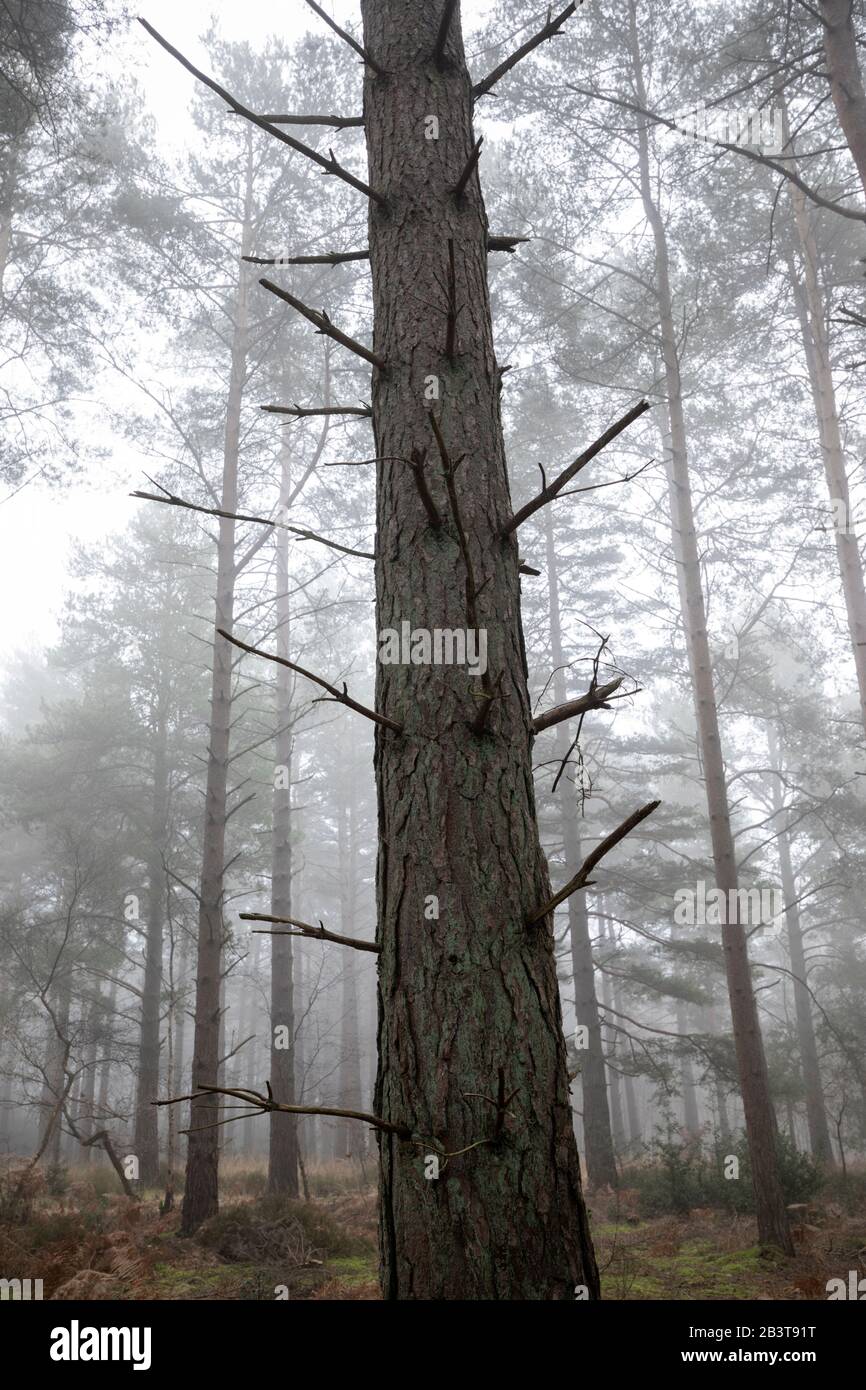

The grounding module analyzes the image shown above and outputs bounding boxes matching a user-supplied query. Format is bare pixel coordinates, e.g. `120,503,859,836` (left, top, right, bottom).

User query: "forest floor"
0,1157,863,1300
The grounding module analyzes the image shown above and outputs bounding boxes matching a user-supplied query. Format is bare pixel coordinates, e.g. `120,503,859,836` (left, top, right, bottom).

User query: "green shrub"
633,1124,822,1218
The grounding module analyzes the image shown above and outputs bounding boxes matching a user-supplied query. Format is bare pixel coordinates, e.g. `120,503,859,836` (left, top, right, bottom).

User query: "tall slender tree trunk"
38,977,71,1168
336,787,364,1162
78,1015,98,1167
543,509,618,1189
135,687,170,1186
363,0,597,1298
181,135,254,1234
677,1000,700,1136
268,444,299,1192
784,171,866,734
626,0,792,1253
94,980,116,1165
243,935,261,1159
767,730,835,1164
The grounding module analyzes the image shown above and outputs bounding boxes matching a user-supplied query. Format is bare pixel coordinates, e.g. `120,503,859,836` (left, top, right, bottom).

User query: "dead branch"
249,240,517,263
62,1100,137,1200
434,0,460,66
405,447,443,529
527,800,660,925
217,628,403,733
304,0,386,77
532,674,626,734
261,403,372,418
155,1081,410,1138
241,912,380,953
453,136,483,200
836,303,866,329
137,19,386,206
488,234,531,252
473,3,578,100
260,278,385,369
243,249,369,267
129,488,374,561
254,112,364,128
501,399,650,536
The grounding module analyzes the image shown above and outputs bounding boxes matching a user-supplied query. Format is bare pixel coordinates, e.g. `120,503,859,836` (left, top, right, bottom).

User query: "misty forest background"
1,0,866,1300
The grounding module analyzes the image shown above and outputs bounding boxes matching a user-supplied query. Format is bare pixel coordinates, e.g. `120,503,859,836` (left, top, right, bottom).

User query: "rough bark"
362,0,597,1298
268,456,299,1192
181,136,254,1234
626,0,793,1253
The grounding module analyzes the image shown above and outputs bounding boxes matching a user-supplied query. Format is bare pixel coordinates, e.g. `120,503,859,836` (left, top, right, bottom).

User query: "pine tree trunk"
94,981,115,1165
38,977,71,1168
626,0,793,1254
336,788,364,1162
181,136,254,1234
268,473,298,1191
677,1000,700,1136
603,912,640,1150
543,509,618,1189
135,695,169,1186
767,731,834,1165
784,174,866,735
821,0,866,198
362,0,597,1299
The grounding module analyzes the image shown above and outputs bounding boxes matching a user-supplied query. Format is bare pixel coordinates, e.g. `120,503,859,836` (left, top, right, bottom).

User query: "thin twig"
155,1082,410,1138
241,912,380,953
130,488,373,560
